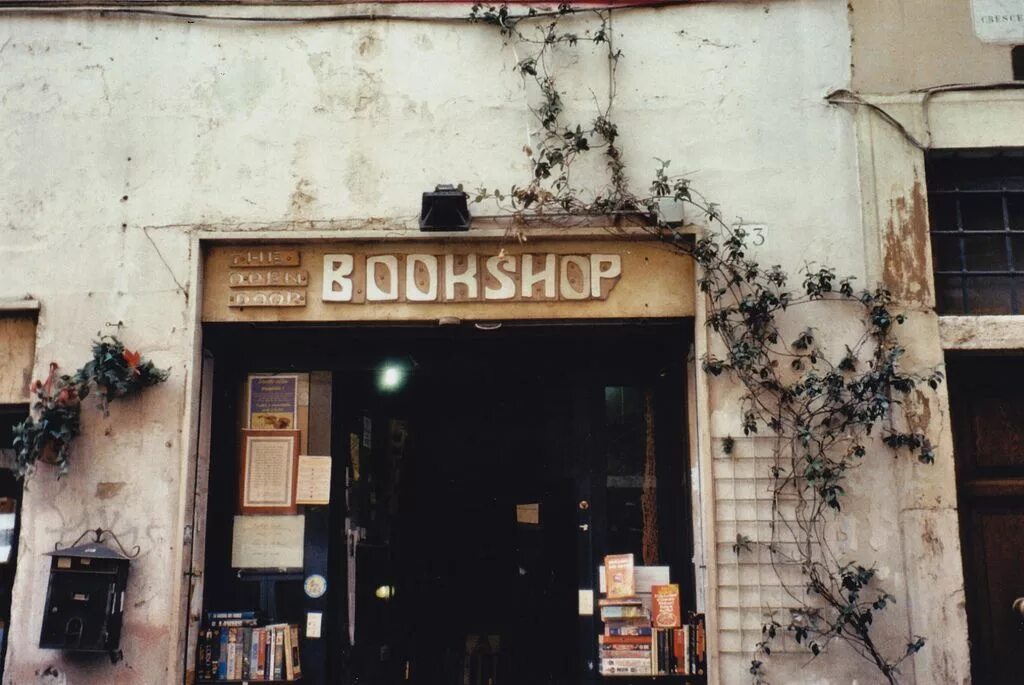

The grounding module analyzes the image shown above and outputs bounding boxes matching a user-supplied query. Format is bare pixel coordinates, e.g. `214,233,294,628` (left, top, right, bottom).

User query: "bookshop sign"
202,240,694,322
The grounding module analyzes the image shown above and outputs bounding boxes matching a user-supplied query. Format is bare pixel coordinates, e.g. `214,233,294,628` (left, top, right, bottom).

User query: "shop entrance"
198,321,696,685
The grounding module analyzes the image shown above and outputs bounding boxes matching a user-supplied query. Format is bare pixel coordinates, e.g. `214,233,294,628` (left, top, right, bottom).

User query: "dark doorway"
948,354,1024,685
200,321,696,685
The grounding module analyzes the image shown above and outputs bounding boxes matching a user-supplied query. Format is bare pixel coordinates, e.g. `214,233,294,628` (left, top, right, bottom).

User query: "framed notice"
247,374,299,430
239,429,300,514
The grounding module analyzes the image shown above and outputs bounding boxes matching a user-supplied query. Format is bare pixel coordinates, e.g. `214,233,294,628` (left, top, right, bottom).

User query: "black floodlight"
419,184,471,232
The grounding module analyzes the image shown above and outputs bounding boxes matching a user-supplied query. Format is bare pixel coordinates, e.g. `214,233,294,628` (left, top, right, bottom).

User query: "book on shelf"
594,556,706,679
597,596,643,607
652,584,681,629
606,624,652,636
197,618,303,681
600,657,652,676
599,634,652,646
604,554,635,598
598,602,647,618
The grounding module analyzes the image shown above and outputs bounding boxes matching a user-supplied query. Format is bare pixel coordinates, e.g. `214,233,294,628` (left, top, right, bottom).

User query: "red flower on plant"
123,349,142,376
41,362,59,395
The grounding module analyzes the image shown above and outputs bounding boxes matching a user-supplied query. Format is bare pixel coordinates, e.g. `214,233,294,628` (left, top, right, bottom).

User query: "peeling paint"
883,176,932,306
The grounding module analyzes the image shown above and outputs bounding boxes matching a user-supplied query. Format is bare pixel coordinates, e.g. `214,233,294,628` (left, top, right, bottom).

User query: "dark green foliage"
75,335,170,413
732,533,752,555
470,4,636,216
691,225,941,684
470,7,935,682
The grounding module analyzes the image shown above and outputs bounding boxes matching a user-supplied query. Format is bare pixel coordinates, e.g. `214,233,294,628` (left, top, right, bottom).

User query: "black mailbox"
39,539,130,653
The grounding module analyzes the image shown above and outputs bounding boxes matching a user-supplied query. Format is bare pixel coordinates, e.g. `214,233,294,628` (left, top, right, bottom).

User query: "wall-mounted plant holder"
39,528,138,661
654,196,686,227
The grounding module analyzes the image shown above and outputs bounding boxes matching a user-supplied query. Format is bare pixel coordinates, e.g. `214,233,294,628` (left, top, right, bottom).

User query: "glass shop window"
928,149,1024,315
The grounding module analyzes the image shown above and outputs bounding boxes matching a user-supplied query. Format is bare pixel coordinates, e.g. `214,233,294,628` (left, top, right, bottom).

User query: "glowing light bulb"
378,364,405,392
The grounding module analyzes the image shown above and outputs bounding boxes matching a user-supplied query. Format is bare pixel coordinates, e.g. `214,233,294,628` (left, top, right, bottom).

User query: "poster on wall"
247,374,299,430
239,429,300,514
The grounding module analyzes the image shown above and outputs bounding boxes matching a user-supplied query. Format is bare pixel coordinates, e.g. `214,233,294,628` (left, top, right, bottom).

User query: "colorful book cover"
217,629,229,679
598,596,643,607
607,625,653,636
273,624,286,679
652,583,682,628
290,623,303,678
244,627,254,679
600,605,648,619
284,623,295,680
267,626,276,679
226,627,238,679
673,627,686,674
604,554,635,598
599,635,652,645
250,627,262,679
256,628,266,679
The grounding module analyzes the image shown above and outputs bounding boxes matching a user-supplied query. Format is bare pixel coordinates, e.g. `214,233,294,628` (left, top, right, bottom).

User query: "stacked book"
197,611,303,681
598,554,708,678
599,554,652,676
599,597,654,675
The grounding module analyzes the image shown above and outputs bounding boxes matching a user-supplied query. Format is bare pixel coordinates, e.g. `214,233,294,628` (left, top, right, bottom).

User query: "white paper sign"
634,566,671,594
306,611,323,639
231,515,305,569
972,0,1024,43
578,589,594,616
296,455,332,505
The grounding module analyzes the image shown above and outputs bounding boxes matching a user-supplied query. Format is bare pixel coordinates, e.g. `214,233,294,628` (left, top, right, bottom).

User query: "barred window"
928,149,1024,315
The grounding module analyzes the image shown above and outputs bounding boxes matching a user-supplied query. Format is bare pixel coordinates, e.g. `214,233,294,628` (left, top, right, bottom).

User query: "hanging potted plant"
75,336,170,414
10,334,170,479
12,363,83,478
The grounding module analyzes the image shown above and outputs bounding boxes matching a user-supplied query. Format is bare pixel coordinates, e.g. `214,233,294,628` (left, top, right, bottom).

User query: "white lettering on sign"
229,270,309,288
445,254,479,300
229,249,300,268
972,0,1024,43
229,290,307,307
366,255,399,302
322,255,354,302
522,254,557,298
318,253,623,304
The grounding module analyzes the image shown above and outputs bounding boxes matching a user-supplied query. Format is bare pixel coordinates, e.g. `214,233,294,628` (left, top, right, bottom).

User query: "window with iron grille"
927,149,1024,315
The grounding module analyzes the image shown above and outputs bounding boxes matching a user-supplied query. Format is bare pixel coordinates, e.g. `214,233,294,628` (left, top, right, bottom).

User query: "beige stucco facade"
0,0,1011,683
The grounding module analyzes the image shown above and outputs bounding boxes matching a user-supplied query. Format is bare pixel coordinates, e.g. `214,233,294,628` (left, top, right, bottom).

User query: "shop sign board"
321,252,622,303
202,240,694,322
971,0,1024,43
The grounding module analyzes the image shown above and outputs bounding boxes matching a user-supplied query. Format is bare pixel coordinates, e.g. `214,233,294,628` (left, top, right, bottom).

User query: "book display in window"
196,612,303,682
598,555,706,678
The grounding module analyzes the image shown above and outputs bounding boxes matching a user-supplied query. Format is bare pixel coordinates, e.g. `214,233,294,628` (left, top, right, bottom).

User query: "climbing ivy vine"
469,4,939,684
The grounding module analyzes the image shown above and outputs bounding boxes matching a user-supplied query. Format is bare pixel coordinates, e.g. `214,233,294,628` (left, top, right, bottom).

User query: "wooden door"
949,356,1024,685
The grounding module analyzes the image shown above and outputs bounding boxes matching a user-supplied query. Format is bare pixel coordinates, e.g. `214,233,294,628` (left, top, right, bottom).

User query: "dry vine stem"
468,6,937,682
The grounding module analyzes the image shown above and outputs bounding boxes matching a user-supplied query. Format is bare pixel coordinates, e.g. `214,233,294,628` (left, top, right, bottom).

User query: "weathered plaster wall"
851,0,1016,94
0,1,967,683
